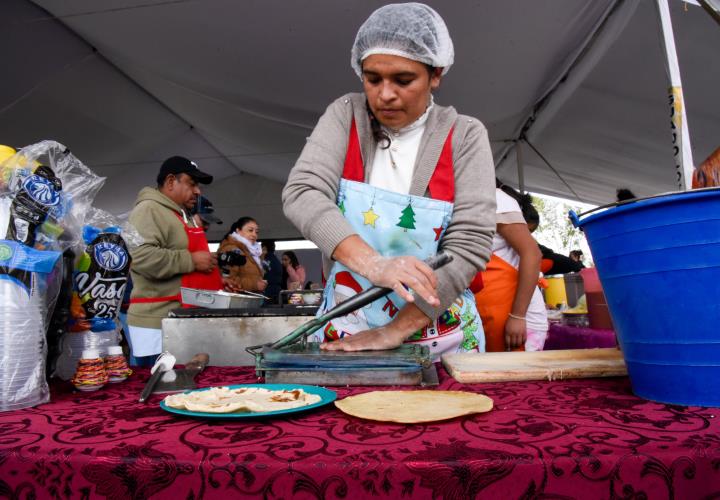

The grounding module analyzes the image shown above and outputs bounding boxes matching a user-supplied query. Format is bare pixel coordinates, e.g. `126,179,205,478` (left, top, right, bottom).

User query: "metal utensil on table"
153,353,209,394
139,352,176,403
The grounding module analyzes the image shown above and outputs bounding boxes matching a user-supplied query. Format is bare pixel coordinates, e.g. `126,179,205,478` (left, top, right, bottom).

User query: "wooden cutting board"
442,348,627,383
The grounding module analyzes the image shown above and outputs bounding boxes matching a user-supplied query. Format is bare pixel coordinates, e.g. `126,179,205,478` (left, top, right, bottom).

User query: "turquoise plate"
159,383,337,419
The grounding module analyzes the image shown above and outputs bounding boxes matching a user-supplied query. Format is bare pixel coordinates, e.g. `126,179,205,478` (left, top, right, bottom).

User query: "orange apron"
473,254,525,352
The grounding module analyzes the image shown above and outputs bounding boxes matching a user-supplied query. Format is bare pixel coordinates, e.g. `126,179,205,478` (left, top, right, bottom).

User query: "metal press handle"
259,252,454,352
321,252,453,321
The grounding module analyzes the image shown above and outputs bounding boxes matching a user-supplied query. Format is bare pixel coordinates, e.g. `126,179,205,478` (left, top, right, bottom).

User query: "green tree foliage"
531,196,592,265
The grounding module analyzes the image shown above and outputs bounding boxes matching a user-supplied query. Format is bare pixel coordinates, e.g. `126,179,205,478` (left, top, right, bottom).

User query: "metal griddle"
246,253,452,386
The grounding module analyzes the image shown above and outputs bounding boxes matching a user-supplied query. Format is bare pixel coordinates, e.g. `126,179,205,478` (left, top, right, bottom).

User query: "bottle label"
72,232,132,329
21,175,62,207
92,242,129,272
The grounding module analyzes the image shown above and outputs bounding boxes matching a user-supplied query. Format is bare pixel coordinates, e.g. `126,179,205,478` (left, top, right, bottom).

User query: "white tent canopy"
2,0,718,241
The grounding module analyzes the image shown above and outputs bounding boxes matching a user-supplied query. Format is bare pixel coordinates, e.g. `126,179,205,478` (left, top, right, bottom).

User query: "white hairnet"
351,3,454,78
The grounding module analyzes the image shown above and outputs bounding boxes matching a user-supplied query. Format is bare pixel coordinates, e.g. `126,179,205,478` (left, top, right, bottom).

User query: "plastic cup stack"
71,349,108,391
0,279,50,412
54,328,121,381
104,345,132,383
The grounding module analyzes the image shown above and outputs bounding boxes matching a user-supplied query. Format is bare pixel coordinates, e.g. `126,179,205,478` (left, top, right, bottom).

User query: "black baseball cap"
192,195,223,224
157,156,213,185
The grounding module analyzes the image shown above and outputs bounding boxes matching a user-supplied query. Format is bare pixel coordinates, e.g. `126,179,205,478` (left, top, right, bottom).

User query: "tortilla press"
246,253,452,386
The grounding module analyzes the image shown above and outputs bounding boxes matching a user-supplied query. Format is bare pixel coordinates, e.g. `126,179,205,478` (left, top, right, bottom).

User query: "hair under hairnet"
351,3,454,78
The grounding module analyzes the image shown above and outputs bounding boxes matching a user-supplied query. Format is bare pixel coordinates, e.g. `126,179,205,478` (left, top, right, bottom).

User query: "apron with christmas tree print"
314,119,484,357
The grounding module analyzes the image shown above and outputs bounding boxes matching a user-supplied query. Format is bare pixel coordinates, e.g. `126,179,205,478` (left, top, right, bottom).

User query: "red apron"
130,212,222,307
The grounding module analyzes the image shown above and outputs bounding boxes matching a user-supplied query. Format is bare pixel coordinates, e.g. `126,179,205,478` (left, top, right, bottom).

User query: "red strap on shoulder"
343,119,454,201
172,211,188,226
342,118,364,181
427,127,455,202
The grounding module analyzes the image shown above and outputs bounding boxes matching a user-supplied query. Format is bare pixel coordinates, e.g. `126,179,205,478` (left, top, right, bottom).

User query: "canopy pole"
655,0,694,190
516,140,525,193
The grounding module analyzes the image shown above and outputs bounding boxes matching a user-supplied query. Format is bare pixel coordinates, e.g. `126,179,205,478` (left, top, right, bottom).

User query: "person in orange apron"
127,156,221,365
474,183,548,352
282,4,496,356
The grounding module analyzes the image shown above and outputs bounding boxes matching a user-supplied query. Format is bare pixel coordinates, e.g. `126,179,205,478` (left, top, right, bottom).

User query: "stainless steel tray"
180,287,264,309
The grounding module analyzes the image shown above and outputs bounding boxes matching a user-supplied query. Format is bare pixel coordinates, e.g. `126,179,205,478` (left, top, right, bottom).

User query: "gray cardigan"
282,92,496,319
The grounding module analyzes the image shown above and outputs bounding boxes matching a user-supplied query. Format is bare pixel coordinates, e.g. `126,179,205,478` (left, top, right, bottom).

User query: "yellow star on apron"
362,207,380,227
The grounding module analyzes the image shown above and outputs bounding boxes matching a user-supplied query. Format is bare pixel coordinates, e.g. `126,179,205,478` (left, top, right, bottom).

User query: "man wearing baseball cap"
126,156,221,365
191,195,223,232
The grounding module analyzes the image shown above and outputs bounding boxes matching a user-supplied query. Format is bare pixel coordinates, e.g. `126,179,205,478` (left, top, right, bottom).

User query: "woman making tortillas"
282,3,496,357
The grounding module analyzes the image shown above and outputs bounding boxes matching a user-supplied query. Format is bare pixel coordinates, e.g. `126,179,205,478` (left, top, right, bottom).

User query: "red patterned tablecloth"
1,366,719,499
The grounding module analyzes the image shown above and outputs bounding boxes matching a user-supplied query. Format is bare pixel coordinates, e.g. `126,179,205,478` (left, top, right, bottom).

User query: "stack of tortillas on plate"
335,390,493,423
164,386,321,413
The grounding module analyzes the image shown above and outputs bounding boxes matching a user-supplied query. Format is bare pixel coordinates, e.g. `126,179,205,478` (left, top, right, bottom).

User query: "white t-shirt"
368,101,432,194
493,189,548,333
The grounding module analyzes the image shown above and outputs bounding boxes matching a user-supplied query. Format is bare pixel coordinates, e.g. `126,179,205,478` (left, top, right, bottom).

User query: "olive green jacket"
127,187,195,329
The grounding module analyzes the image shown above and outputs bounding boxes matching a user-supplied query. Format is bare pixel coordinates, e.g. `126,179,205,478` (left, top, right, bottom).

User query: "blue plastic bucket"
571,188,720,406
